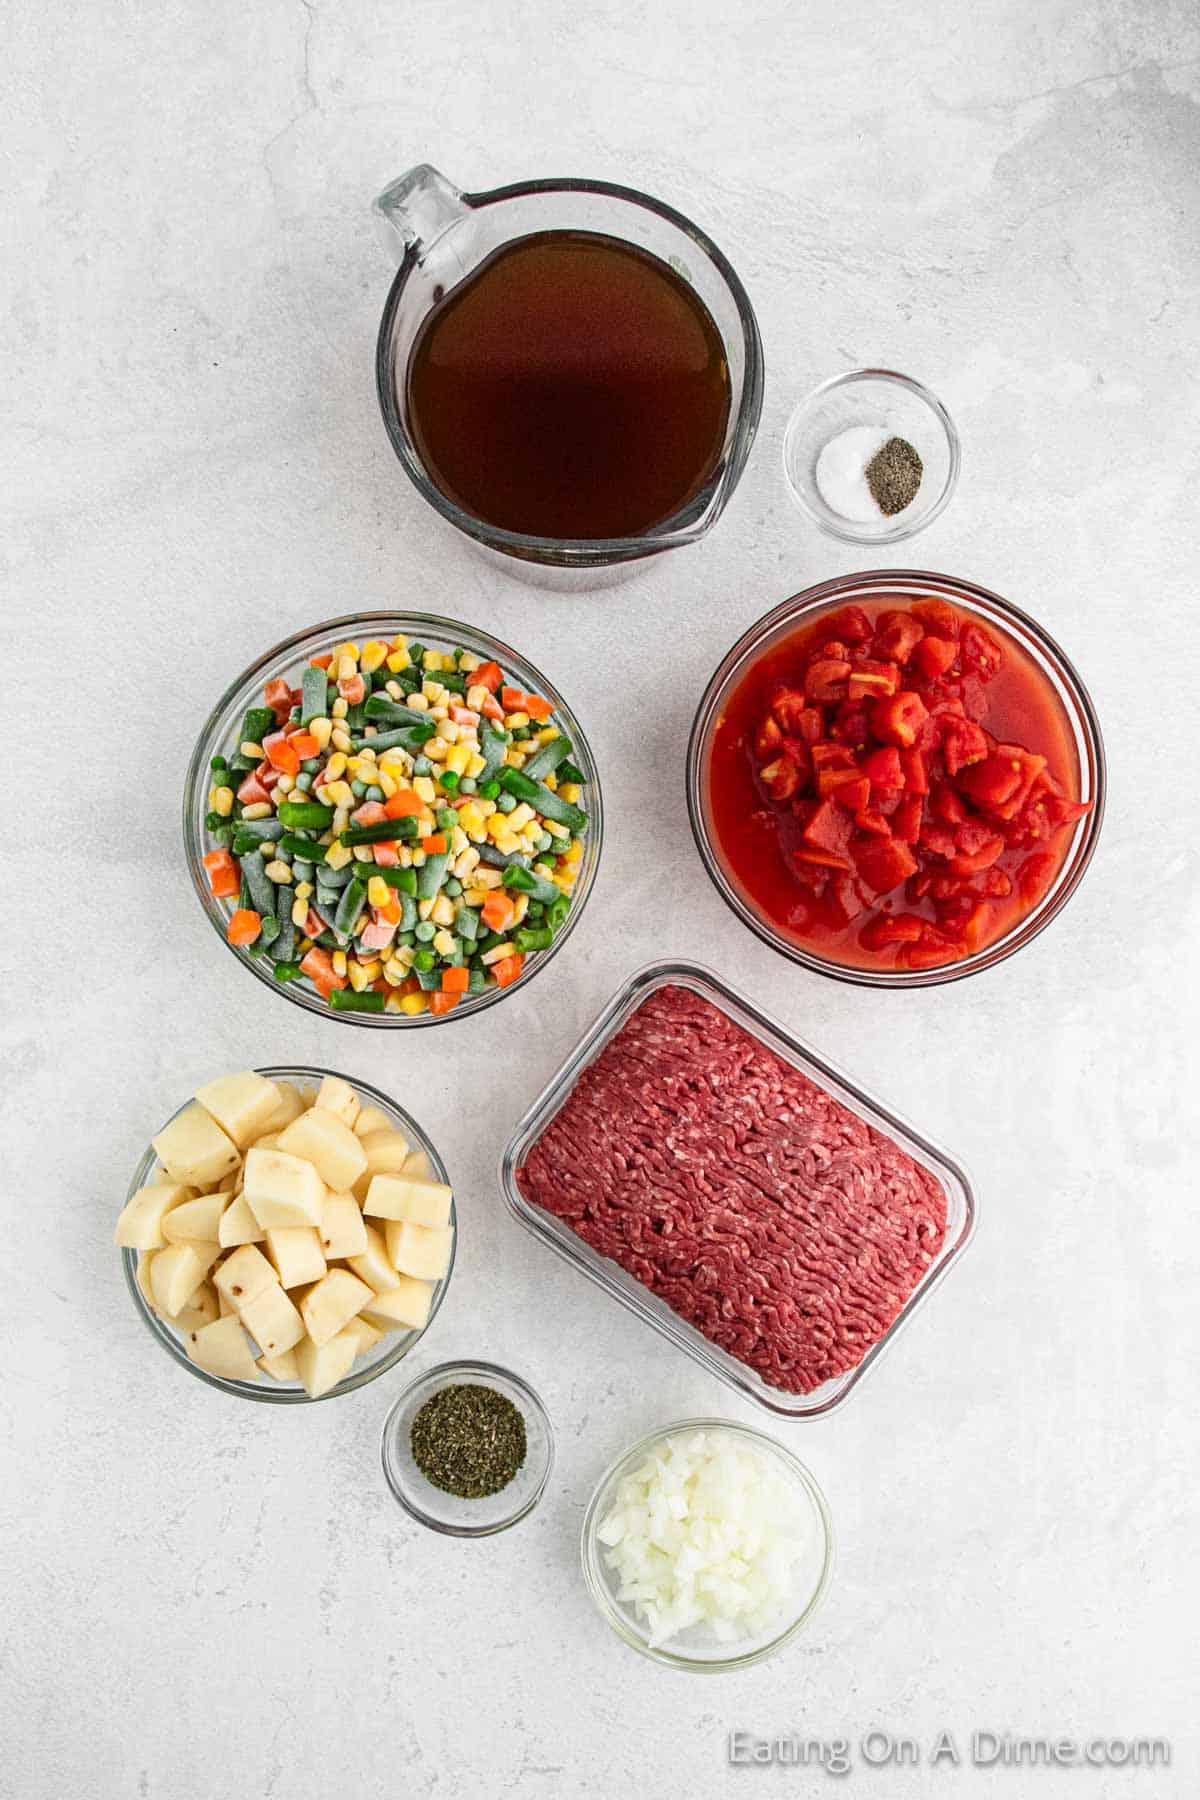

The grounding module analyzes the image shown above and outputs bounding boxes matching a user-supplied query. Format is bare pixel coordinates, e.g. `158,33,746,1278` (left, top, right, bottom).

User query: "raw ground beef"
516,985,948,1394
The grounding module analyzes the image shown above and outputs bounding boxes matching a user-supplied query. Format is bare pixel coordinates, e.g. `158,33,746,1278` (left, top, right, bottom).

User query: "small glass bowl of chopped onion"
580,1420,833,1671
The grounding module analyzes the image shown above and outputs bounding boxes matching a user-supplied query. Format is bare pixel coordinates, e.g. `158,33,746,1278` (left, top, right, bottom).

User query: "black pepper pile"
865,435,923,515
410,1383,527,1498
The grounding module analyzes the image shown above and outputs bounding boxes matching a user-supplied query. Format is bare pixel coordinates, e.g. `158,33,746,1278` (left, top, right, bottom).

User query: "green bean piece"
329,989,385,1014
333,877,367,941
241,706,276,744
300,665,327,725
272,960,303,982
278,800,335,830
513,925,553,953
363,695,430,728
361,723,436,755
558,760,585,785
546,894,571,932
502,865,560,905
521,734,572,780
478,718,510,779
415,852,449,900
497,766,587,833
238,854,276,918
340,818,412,847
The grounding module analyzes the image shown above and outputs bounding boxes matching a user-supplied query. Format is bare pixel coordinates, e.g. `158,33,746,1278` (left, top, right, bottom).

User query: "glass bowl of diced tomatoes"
183,614,602,1025
687,572,1105,986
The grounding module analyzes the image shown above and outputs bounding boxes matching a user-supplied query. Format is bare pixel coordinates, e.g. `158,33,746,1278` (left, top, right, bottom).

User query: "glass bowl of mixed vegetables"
184,614,602,1024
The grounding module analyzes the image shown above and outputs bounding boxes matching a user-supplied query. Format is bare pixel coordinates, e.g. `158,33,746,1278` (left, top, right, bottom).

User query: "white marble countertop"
5,1,1197,1795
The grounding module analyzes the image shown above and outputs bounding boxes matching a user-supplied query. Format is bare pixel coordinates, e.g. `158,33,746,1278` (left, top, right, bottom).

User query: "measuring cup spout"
373,164,467,264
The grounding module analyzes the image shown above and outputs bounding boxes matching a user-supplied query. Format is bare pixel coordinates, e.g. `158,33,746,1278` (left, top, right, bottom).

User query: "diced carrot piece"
449,705,480,728
481,891,517,932
420,832,447,854
338,674,366,704
525,694,553,721
302,907,326,938
480,695,505,722
371,843,400,866
379,898,402,926
441,965,470,994
385,789,425,818
473,661,503,693
500,685,525,712
427,990,460,1016
263,731,300,776
226,908,262,946
491,953,524,988
290,731,320,760
202,848,240,898
310,653,333,670
351,800,388,826
300,947,347,999
263,677,293,721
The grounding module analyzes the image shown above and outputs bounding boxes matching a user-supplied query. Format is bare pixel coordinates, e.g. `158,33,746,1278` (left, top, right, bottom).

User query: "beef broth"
405,231,730,540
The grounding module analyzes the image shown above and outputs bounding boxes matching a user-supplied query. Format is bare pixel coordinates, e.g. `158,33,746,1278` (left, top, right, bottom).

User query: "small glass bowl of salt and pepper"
381,1360,555,1536
783,368,960,544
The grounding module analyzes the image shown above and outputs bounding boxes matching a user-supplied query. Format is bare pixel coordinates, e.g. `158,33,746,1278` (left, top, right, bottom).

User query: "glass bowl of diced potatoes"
117,1067,457,1402
183,613,603,1026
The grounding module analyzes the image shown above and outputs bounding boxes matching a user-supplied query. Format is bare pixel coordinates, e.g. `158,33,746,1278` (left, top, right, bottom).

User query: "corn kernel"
466,683,489,711
481,941,513,966
360,640,388,674
264,860,293,883
367,876,390,909
564,839,583,864
324,752,347,781
559,782,581,804
398,845,414,867
544,819,569,839
432,928,457,956
310,717,333,749
399,992,427,1015
336,653,355,682
423,650,444,671
331,727,352,753
445,743,471,776
212,786,234,818
450,826,469,856
331,950,348,977
505,711,530,730
406,692,429,713
297,936,313,956
466,752,487,780
453,847,480,880
295,881,313,901
458,651,480,673
543,772,558,791
386,647,410,673
435,719,458,745
412,776,436,805
240,740,265,760
463,886,489,907
458,802,484,834
507,803,535,831
353,846,373,863
349,959,379,991
241,801,271,821
274,774,295,796
431,895,456,928
417,897,434,921
331,696,349,719
291,897,307,927
324,842,353,871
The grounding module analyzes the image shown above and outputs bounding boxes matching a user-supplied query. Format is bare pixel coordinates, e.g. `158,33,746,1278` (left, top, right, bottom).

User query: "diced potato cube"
218,1193,265,1248
153,1103,240,1188
184,1314,259,1381
175,1282,220,1331
299,1269,374,1348
243,1147,325,1229
214,1243,278,1308
238,1283,306,1358
218,1287,237,1317
257,1346,299,1381
277,1109,367,1192
259,1079,306,1135
264,1227,326,1289
341,1316,383,1356
360,1277,434,1332
363,1174,452,1225
151,1241,219,1317
294,1327,359,1399
346,1222,399,1294
353,1105,393,1138
384,1220,453,1281
114,1181,190,1250
350,1130,412,1199
320,1192,368,1261
194,1070,281,1150
401,1148,434,1182
314,1074,360,1130
161,1192,228,1245
137,1251,160,1314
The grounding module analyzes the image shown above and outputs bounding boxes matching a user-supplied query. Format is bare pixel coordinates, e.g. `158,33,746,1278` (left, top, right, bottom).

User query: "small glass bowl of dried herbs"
783,368,960,544
381,1360,555,1536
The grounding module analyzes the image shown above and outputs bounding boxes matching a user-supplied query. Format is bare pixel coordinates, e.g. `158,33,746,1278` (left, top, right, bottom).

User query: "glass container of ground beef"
500,962,977,1420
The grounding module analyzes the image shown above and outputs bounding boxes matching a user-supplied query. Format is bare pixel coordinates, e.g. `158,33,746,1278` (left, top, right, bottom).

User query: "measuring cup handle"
373,164,467,264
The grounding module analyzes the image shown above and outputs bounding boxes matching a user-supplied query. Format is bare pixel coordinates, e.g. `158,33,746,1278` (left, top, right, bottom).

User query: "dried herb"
410,1383,527,1498
865,436,923,515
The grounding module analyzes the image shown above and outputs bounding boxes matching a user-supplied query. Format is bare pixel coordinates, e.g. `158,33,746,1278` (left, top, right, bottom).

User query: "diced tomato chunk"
956,753,1023,810
891,794,924,844
872,691,929,748
1016,851,1058,904
947,831,1005,875
959,621,1003,679
755,714,784,759
847,658,900,700
862,745,903,788
833,775,871,812
802,799,852,859
930,781,970,826
805,658,851,702
759,757,800,802
900,748,928,794
825,875,867,926
913,634,958,681
873,611,925,664
911,596,959,638
940,714,989,774
860,912,926,949
819,605,873,644
853,808,892,837
851,835,918,896
811,742,856,773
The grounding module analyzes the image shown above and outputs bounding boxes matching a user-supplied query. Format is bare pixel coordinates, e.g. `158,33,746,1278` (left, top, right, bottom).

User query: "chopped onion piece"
598,1428,810,1647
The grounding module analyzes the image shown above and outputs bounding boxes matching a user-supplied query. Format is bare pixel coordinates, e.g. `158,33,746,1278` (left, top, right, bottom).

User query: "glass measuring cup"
373,165,764,581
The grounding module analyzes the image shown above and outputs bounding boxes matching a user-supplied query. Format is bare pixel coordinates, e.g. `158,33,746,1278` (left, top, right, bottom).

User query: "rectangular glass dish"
499,959,977,1418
